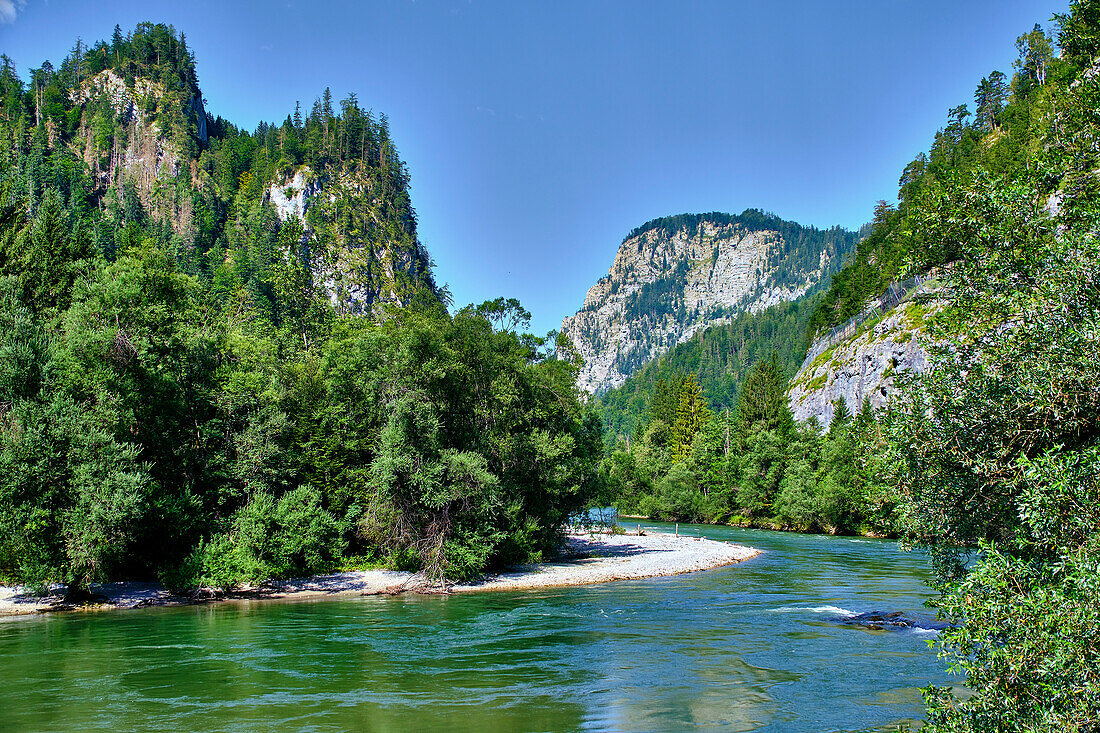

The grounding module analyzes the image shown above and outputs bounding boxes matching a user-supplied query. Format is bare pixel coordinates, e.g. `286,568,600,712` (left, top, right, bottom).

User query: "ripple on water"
769,605,856,616
0,521,950,732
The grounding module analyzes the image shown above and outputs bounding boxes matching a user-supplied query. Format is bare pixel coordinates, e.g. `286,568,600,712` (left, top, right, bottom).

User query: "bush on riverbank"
165,487,342,591
602,362,895,536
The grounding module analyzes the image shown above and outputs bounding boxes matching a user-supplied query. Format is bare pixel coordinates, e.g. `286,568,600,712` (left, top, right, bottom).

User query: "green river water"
0,521,953,732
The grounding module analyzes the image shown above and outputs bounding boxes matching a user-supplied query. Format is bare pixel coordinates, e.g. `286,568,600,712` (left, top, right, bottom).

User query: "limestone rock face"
269,167,323,223
266,166,434,315
787,293,943,427
560,213,857,394
70,70,209,242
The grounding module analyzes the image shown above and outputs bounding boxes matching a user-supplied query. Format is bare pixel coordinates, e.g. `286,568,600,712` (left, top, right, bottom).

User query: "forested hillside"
560,210,857,393
594,293,821,442
0,23,601,593
600,2,1100,727
805,22,1056,341
2,22,435,319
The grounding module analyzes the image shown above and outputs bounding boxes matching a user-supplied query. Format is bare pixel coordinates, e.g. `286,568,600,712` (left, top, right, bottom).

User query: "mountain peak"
561,212,858,394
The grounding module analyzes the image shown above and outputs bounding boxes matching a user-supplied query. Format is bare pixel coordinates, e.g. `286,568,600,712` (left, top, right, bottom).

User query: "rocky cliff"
561,211,858,394
267,165,435,315
70,70,208,243
787,280,944,426
67,64,434,316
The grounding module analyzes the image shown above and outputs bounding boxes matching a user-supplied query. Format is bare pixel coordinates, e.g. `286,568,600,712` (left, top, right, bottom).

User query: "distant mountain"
560,210,859,394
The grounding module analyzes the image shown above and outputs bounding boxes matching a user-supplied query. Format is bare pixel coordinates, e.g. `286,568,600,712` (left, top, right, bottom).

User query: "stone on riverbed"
838,610,951,632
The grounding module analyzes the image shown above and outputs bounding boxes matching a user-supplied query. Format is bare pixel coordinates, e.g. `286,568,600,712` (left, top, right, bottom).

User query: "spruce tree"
735,352,794,447
671,374,711,461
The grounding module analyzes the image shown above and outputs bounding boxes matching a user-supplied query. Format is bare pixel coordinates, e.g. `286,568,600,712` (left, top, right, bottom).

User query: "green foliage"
865,5,1100,727
171,487,341,591
641,464,705,522
922,538,1100,732
670,374,711,461
603,345,879,534
595,294,820,441
735,352,794,445
884,194,1100,729
312,304,601,583
0,25,600,593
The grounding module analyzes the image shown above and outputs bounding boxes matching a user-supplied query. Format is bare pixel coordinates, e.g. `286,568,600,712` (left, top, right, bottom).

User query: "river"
0,521,954,731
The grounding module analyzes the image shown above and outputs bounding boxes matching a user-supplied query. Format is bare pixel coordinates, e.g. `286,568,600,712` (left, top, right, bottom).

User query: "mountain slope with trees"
593,292,821,443
560,210,858,393
0,23,601,593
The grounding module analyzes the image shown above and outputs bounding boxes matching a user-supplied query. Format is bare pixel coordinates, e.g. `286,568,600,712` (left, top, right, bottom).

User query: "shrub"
168,486,341,591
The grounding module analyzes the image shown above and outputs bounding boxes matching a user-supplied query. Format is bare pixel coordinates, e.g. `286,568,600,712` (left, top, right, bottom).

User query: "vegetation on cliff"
0,24,600,592
601,2,1100,727
804,19,1059,342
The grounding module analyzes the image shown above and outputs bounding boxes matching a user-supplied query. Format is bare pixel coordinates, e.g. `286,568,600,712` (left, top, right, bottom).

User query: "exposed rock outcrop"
837,610,951,632
269,166,323,222
787,282,944,427
560,212,858,394
69,70,209,243
266,166,435,315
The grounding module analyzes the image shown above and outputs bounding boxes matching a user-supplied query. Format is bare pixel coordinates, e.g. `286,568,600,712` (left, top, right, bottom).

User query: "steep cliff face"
7,21,437,327
787,284,944,426
70,70,207,242
561,211,858,394
268,165,435,315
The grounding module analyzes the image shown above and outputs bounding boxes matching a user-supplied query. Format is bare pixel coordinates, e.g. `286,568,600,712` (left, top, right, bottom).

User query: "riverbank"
623,513,893,539
0,531,760,617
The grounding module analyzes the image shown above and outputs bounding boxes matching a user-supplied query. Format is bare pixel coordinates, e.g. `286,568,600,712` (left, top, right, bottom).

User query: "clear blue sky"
1,0,1068,334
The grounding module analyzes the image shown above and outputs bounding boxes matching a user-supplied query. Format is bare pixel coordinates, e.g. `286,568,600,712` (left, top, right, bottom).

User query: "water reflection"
0,522,950,732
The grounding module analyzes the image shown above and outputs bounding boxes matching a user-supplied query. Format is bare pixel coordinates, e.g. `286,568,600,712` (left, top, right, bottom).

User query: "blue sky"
1,0,1068,334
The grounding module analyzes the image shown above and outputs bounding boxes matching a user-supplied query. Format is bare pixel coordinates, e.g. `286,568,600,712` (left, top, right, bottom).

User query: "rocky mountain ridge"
561,211,858,394
61,58,434,316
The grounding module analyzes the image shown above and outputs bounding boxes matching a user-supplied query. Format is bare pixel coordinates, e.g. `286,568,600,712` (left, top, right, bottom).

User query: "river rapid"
0,521,954,731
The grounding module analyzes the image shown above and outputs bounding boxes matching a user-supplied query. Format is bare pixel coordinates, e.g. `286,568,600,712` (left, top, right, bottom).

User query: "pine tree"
974,71,1008,131
649,378,672,427
671,374,712,461
829,396,851,435
111,25,123,64
735,352,794,447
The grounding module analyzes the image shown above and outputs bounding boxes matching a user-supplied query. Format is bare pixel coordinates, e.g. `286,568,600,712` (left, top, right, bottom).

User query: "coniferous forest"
3,3,1100,730
0,23,601,593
